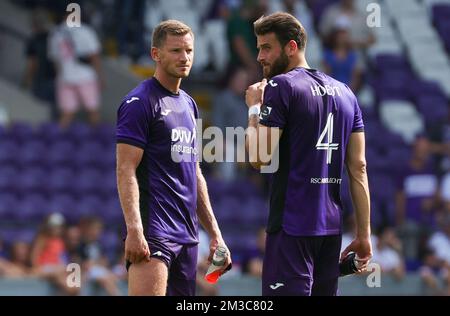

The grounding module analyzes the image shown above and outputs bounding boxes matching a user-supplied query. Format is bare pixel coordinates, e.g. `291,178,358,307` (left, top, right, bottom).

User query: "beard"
264,51,290,78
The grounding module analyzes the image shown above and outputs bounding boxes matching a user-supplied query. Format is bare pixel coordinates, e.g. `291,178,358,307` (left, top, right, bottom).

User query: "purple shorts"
126,236,198,296
262,230,341,296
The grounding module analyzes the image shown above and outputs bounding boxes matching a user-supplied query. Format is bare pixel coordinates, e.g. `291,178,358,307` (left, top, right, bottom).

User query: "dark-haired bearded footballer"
245,12,372,296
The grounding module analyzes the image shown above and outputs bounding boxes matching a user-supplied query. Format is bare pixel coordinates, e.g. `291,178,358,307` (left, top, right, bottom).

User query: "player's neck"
153,70,181,94
288,55,310,72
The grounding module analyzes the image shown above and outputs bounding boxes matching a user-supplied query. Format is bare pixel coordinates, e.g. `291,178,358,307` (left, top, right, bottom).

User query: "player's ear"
151,47,160,62
286,40,298,57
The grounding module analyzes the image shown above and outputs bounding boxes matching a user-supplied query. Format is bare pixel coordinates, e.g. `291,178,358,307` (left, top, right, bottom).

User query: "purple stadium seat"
47,140,76,167
416,95,448,124
76,195,103,216
374,54,410,73
98,171,117,199
47,194,77,217
66,122,93,143
72,168,103,197
0,140,19,166
16,167,47,196
47,167,75,195
18,140,48,167
74,141,105,168
8,122,35,144
104,198,124,225
0,193,18,218
14,194,48,222
0,166,19,194
93,123,115,146
37,122,70,143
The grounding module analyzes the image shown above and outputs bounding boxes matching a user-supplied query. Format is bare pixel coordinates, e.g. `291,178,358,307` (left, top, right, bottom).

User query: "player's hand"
245,79,268,107
340,237,372,272
125,229,150,264
208,238,233,276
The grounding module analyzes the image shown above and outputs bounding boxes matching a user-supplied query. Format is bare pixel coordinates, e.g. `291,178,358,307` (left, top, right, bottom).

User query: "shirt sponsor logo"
269,283,284,290
259,105,272,120
125,97,140,104
171,128,198,155
310,177,342,184
268,80,278,87
161,109,172,116
310,84,342,97
171,128,196,143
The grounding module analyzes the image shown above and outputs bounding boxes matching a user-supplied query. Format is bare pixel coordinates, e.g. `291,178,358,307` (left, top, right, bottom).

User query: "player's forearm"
196,169,222,240
347,161,371,239
117,167,144,234
246,115,263,169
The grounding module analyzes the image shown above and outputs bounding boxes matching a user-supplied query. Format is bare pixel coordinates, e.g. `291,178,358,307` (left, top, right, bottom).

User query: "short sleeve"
259,78,290,129
116,97,152,149
190,97,200,120
75,26,101,56
352,96,364,132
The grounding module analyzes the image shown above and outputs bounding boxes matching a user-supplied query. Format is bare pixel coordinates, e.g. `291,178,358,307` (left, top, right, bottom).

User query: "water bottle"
204,246,228,284
339,252,361,277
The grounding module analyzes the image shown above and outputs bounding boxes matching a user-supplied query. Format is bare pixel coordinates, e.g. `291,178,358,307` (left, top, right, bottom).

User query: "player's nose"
180,50,189,63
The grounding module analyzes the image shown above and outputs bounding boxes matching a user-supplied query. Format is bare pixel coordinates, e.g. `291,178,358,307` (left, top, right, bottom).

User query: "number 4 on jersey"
316,113,339,164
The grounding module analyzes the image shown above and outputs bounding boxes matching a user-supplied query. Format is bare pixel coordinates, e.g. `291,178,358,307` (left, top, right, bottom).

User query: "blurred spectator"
395,136,439,259
319,0,375,50
196,229,219,296
419,248,450,295
427,215,450,267
322,18,363,92
6,241,33,278
78,216,120,296
371,227,405,280
213,67,249,131
48,11,103,128
111,250,127,282
204,0,233,21
23,9,58,120
64,225,82,264
421,213,450,295
212,67,250,181
0,241,32,278
241,227,265,277
268,0,315,37
115,0,147,62
226,0,267,82
427,105,450,174
395,136,439,227
30,213,78,295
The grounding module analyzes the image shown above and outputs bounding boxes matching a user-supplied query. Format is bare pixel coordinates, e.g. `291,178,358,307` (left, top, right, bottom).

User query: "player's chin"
175,68,191,78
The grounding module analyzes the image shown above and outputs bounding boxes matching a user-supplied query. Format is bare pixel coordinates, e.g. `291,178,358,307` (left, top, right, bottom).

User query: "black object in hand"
339,252,359,277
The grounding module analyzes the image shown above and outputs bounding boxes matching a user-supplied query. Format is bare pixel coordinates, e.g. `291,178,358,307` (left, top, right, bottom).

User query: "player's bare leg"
59,111,76,128
128,258,168,296
87,110,100,126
